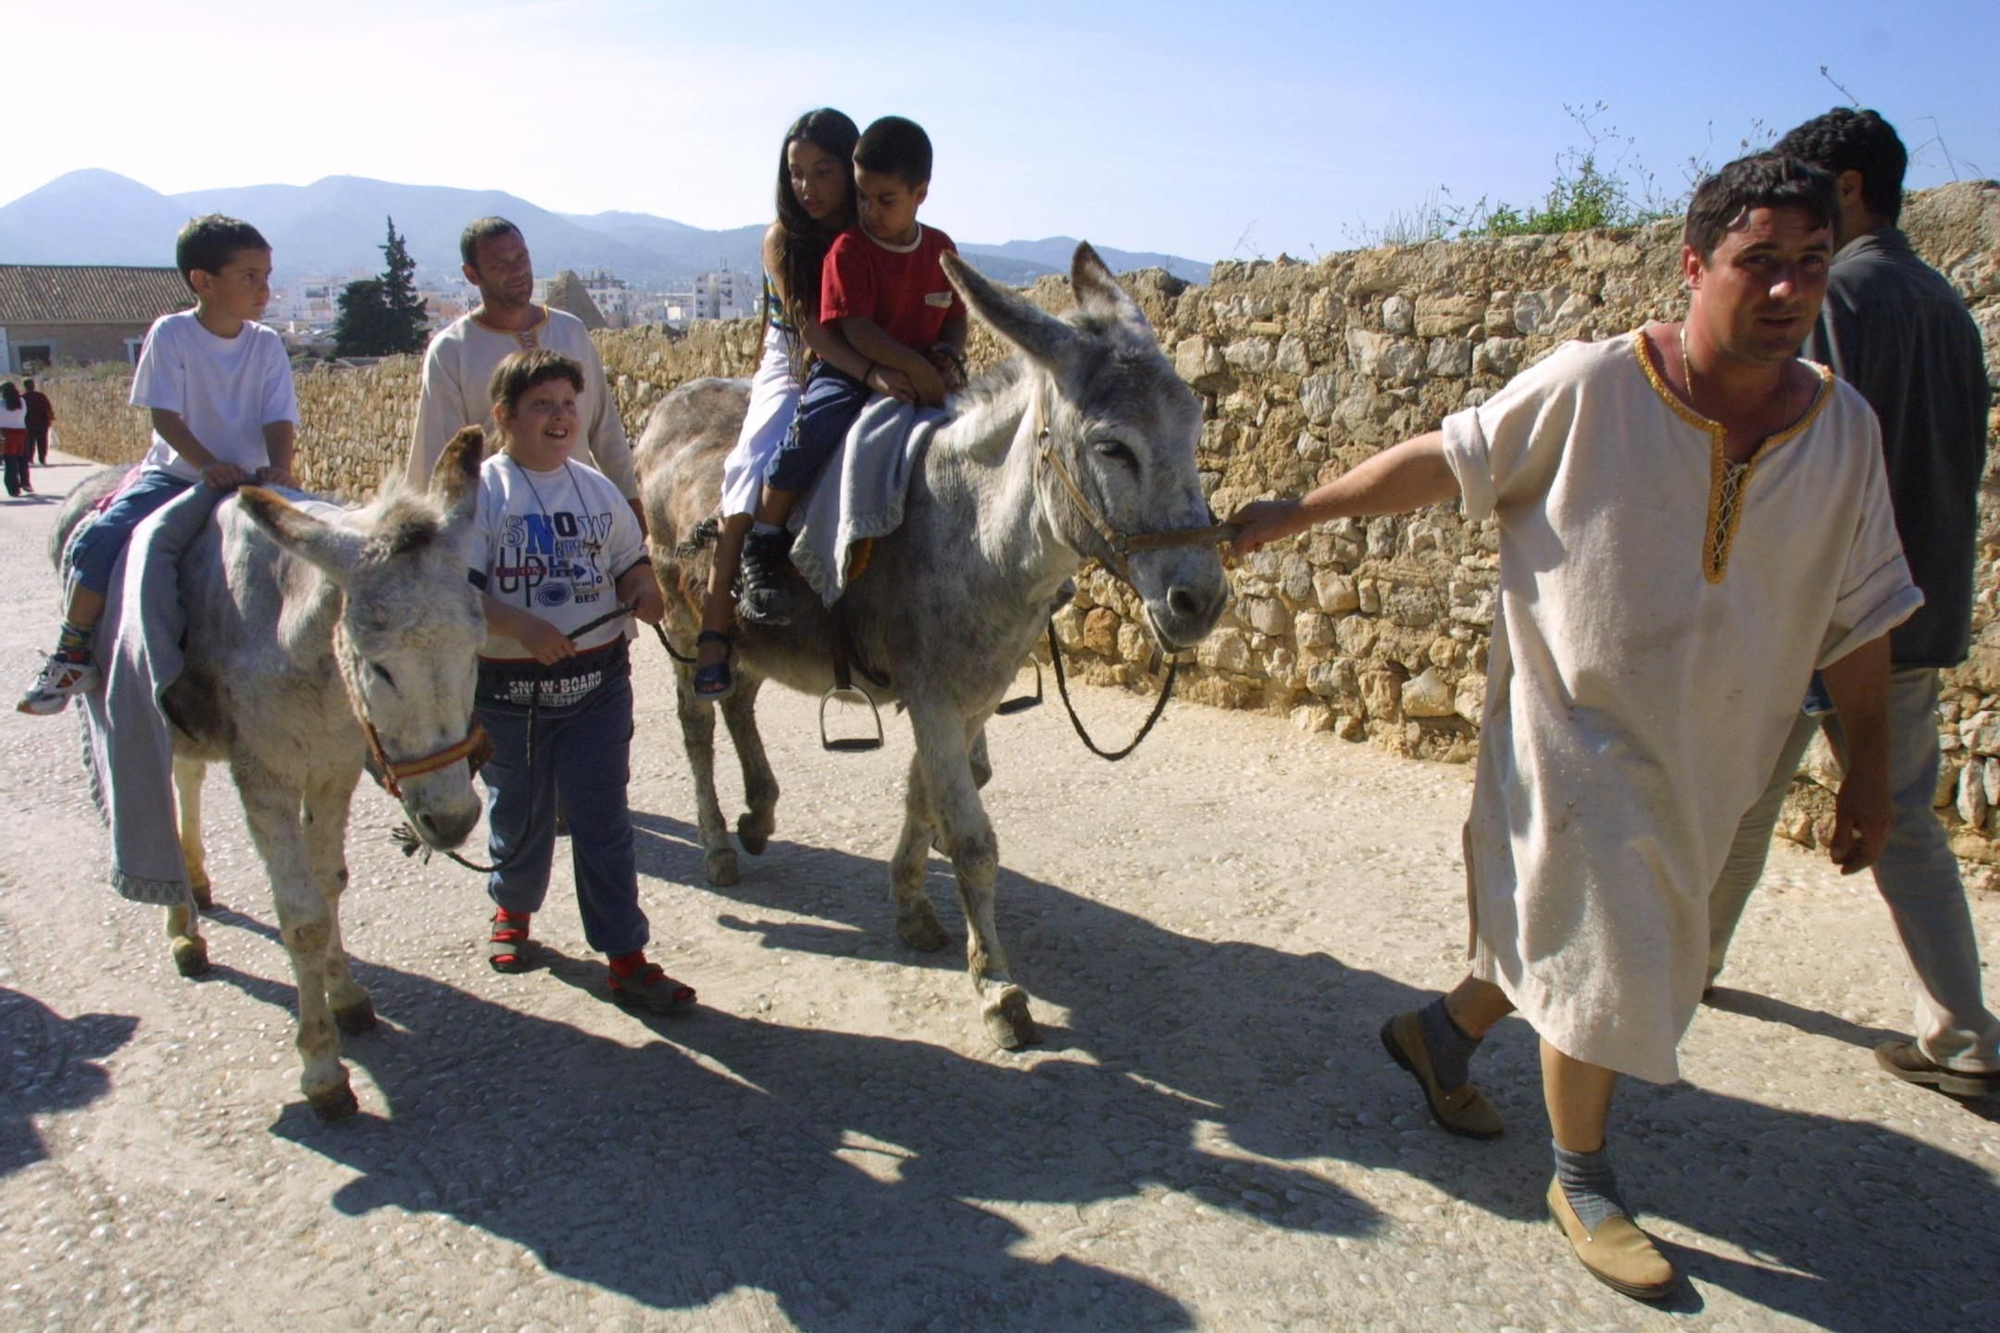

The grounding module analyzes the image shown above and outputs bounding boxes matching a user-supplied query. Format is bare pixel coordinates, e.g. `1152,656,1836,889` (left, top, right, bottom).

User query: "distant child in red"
736,115,967,625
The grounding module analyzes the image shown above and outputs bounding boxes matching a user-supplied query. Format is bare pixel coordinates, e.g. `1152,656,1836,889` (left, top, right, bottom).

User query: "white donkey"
54,429,490,1118
640,244,1230,1049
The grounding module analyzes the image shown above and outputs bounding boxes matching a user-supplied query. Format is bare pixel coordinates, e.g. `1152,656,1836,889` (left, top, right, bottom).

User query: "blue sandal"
692,630,734,702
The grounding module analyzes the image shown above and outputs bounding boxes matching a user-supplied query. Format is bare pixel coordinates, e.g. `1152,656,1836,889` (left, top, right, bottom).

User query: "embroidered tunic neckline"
1630,328,1832,583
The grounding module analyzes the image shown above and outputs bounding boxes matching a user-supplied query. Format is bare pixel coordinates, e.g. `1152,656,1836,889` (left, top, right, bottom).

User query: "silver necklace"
508,456,601,575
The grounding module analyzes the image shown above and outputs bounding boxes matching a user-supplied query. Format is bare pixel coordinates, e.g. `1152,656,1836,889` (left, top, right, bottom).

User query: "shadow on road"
1699,985,1904,1051
154,801,1996,1332
0,987,138,1178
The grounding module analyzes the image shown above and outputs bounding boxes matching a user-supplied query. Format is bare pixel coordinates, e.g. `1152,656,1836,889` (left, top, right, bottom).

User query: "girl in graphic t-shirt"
468,350,694,1013
693,108,914,700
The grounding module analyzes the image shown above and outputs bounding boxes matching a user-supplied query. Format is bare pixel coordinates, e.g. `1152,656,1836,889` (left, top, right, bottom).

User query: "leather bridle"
360,715,490,800
1031,392,1240,580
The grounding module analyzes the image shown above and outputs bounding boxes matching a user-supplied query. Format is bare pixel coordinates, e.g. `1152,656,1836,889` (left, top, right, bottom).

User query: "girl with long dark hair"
693,108,913,699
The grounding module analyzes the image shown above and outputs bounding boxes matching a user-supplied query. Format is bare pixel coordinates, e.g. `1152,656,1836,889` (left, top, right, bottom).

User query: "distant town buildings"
0,257,762,371
579,268,630,328
691,269,752,322
270,277,344,328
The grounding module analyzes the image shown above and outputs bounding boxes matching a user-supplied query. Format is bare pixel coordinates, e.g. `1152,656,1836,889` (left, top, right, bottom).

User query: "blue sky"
13,0,1997,262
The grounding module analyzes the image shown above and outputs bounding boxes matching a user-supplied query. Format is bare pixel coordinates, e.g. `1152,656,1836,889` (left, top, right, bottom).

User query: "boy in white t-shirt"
467,351,694,1013
18,214,299,715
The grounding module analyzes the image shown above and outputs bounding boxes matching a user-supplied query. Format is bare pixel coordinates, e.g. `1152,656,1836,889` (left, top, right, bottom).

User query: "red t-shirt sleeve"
819,235,875,325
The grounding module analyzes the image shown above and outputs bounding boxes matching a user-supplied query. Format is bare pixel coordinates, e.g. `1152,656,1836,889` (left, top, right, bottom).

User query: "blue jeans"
766,364,871,494
476,655,648,957
1709,667,2000,1071
67,468,193,595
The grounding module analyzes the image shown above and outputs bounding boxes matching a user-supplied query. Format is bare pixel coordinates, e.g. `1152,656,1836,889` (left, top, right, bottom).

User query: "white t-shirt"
465,452,648,660
408,307,637,499
0,402,24,431
129,311,298,481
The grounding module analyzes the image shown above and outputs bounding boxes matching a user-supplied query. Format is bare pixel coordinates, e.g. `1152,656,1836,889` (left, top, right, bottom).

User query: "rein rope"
1028,391,1230,760
388,603,634,875
647,518,721,664
1044,616,1178,761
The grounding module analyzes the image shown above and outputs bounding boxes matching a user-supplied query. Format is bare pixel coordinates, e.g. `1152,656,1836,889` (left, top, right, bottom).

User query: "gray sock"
1418,996,1481,1090
751,520,784,536
1554,1141,1628,1232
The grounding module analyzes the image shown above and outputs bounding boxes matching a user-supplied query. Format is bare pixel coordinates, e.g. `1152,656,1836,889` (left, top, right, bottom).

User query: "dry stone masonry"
40,183,2000,881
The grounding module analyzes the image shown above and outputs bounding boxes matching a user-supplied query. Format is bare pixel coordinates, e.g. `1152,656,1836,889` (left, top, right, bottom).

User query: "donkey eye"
1095,440,1137,467
370,663,397,689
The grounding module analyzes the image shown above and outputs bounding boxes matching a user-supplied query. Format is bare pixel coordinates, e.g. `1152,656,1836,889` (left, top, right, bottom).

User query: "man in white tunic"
405,218,644,534
1232,155,1919,1300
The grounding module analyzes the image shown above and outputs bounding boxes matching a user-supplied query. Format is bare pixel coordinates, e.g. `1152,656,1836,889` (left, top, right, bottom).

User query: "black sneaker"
738,529,796,626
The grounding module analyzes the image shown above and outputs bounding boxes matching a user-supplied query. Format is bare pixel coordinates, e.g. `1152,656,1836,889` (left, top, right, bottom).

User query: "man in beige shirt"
406,217,643,533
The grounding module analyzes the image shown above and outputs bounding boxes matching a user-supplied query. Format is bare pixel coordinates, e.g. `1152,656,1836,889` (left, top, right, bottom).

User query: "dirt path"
2,454,1996,1332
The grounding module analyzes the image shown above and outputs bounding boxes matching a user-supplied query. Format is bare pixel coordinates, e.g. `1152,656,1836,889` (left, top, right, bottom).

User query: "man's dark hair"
855,116,933,188
1683,154,1838,259
22,378,34,391
175,214,270,289
488,349,584,417
1774,107,1908,225
460,217,524,269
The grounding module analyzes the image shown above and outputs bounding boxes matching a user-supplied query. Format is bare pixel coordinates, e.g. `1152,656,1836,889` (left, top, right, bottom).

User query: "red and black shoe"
487,909,533,973
607,951,697,1013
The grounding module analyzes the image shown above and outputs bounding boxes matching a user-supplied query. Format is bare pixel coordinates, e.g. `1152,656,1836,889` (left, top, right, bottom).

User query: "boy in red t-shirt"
738,115,968,625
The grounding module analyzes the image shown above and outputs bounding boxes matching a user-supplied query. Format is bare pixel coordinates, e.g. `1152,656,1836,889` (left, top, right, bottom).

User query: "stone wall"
37,182,2000,879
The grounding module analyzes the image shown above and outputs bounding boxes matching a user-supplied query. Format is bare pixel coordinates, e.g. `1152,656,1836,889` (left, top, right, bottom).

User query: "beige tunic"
1441,329,1920,1082
405,306,637,499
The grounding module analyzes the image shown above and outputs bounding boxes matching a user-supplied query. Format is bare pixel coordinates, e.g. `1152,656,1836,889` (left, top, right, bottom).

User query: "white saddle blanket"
787,395,947,607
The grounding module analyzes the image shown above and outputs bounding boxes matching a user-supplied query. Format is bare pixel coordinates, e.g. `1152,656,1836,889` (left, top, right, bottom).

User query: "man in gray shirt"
1708,108,1998,1098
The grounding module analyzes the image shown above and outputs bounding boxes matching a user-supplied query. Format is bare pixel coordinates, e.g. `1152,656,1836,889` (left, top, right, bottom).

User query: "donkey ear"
941,250,1079,370
1070,241,1150,332
432,424,485,525
238,486,365,579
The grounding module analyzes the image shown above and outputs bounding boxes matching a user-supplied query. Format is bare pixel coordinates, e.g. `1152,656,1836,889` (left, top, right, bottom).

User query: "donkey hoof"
705,849,741,886
171,936,210,977
192,880,215,912
897,907,950,954
735,815,771,856
307,1078,360,1122
984,987,1041,1050
332,998,377,1036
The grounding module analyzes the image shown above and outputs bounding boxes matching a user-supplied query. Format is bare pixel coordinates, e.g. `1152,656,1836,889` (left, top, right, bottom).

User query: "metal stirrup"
819,684,884,753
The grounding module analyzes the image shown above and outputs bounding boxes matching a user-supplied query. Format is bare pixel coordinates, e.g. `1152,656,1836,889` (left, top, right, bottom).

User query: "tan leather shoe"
1379,1010,1503,1139
1875,1039,2000,1098
1546,1176,1675,1300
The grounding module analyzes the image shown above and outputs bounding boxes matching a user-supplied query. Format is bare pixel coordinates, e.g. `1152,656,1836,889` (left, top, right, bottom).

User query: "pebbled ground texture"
3,453,1997,1331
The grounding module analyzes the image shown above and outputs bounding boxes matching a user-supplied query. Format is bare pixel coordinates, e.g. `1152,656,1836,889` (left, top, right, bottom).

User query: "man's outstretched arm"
1229,430,1459,554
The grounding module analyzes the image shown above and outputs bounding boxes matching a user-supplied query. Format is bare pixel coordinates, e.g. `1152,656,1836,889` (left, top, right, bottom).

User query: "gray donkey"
54,429,490,1118
638,244,1230,1049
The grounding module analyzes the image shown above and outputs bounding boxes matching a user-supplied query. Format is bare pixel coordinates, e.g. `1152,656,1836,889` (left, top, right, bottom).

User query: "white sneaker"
17,653,100,715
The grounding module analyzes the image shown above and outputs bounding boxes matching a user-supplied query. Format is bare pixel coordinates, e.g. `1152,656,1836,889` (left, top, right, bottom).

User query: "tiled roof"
0,264,192,325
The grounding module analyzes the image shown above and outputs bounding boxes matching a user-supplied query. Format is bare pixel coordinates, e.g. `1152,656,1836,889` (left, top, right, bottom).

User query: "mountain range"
0,170,1211,289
